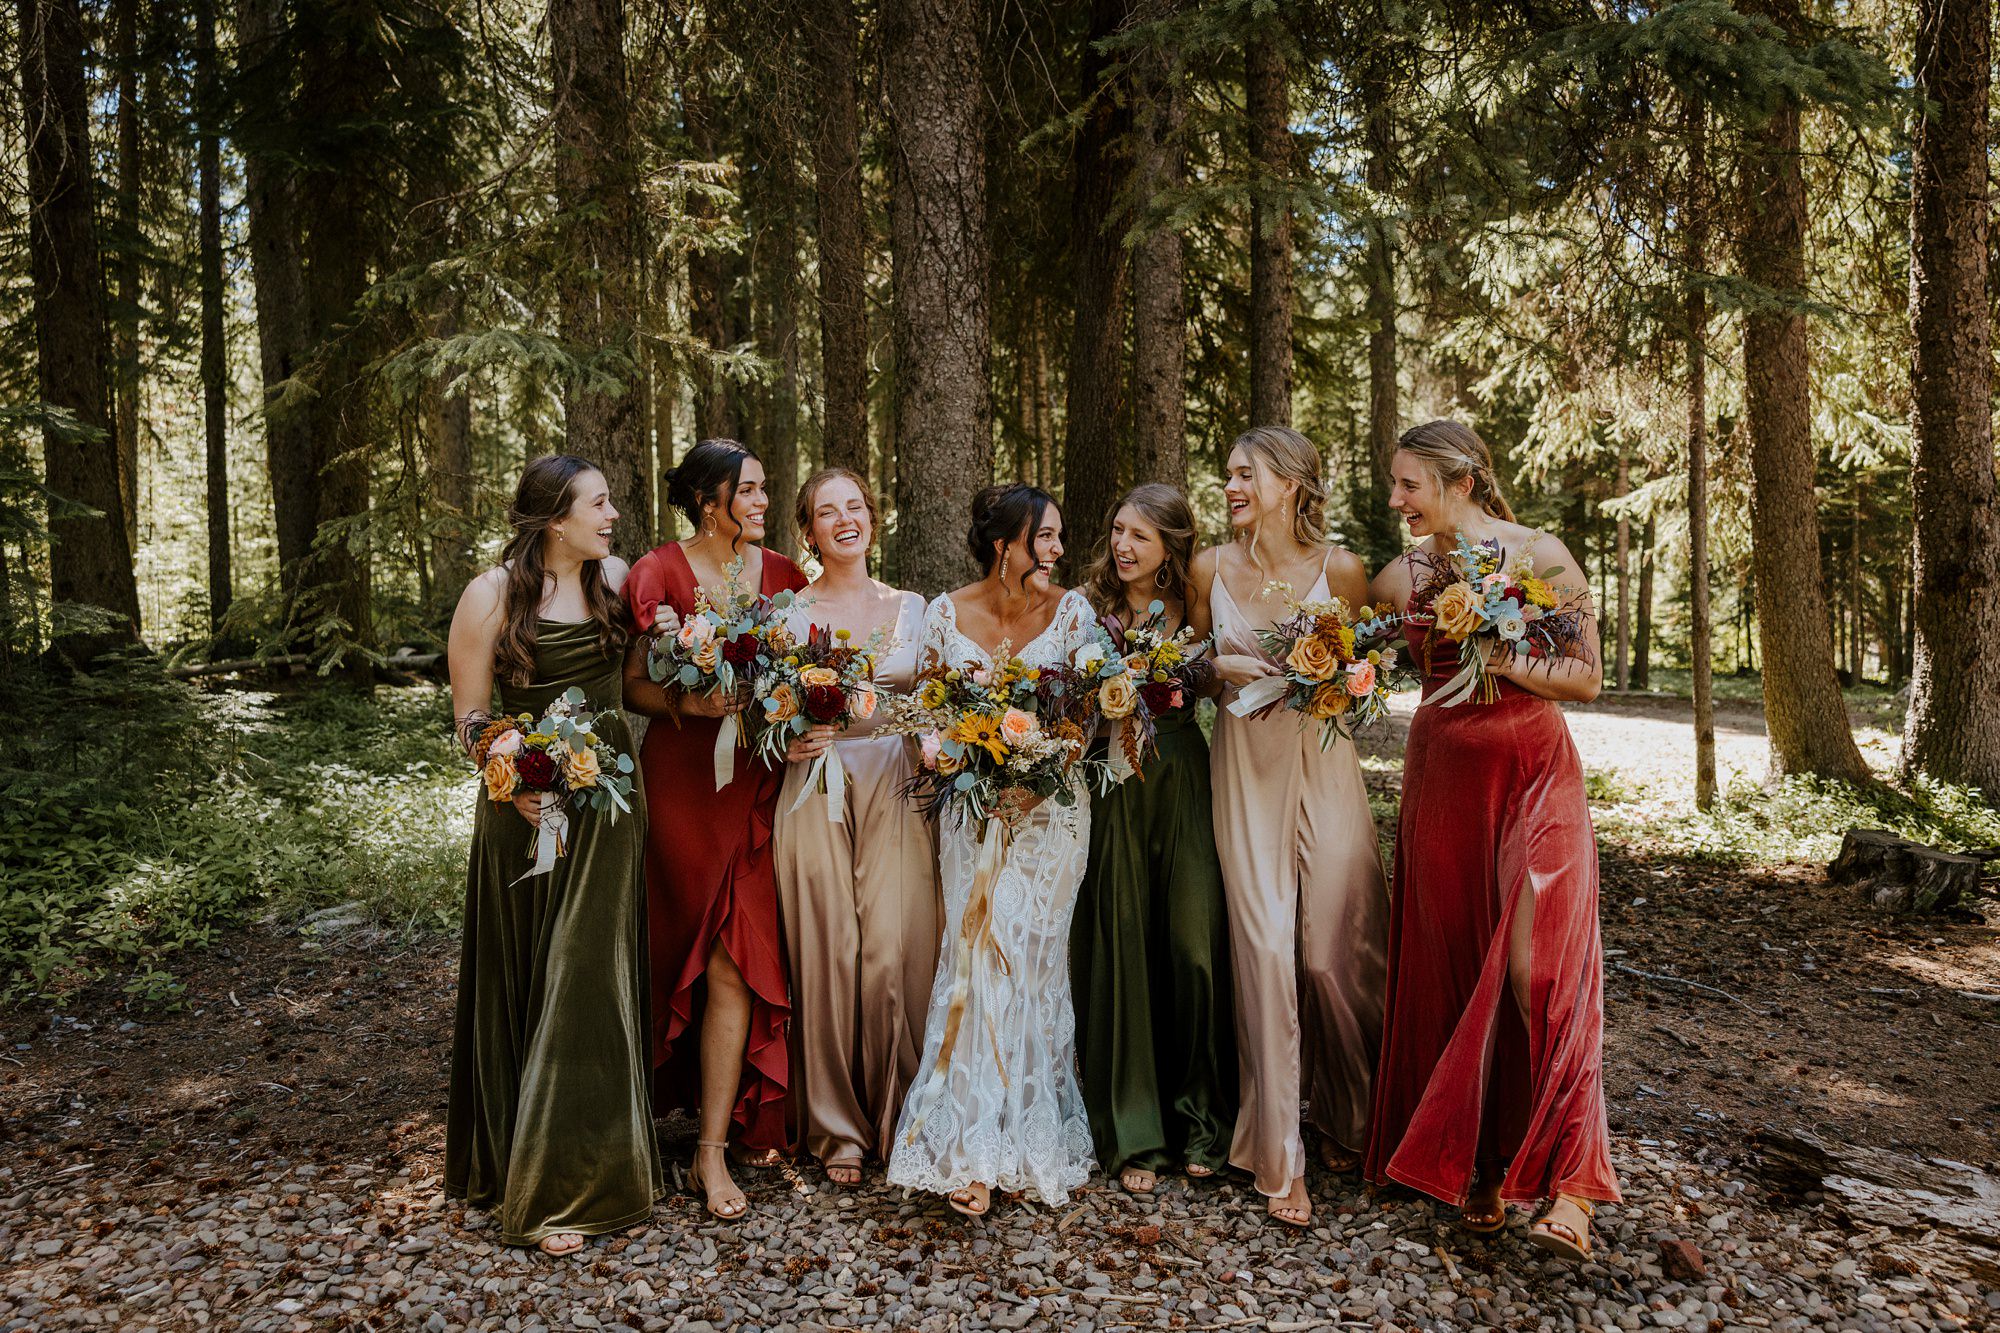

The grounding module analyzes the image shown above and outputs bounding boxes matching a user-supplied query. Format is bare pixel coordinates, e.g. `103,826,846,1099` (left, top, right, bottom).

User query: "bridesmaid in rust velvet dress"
1363,419,1619,1263
622,439,807,1221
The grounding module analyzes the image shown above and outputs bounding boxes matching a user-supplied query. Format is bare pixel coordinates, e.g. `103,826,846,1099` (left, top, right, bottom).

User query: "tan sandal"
536,1231,585,1257
1317,1138,1361,1174
1460,1171,1509,1235
1267,1176,1311,1229
1120,1167,1157,1195
1185,1162,1215,1180
947,1181,991,1217
688,1139,748,1220
1528,1194,1595,1262
825,1159,863,1187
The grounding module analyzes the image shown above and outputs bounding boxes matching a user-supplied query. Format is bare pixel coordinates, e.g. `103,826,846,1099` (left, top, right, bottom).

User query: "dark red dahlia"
1139,680,1181,716
722,634,761,667
515,749,558,789
803,683,846,722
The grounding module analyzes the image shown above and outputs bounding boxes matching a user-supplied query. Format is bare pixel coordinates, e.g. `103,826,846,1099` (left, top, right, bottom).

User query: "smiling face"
806,473,873,564
550,468,618,560
709,456,769,542
1107,504,1165,590
995,502,1065,593
1222,445,1296,534
1387,449,1474,539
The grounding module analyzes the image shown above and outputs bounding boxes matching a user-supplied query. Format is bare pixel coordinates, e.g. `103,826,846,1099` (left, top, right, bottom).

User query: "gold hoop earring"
1155,566,1169,589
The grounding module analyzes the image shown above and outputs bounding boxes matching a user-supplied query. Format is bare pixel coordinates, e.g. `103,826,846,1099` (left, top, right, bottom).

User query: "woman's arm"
1367,552,1412,613
447,569,549,825
1492,534,1603,703
1326,547,1370,617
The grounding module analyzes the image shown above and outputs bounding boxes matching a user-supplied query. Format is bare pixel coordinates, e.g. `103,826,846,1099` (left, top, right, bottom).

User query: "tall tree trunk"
1360,55,1400,562
1061,0,1136,560
1686,97,1717,810
685,68,739,442
18,0,141,661
1246,30,1292,426
550,0,650,556
807,0,868,476
884,0,990,595
1613,447,1631,690
1632,515,1654,691
236,0,315,614
196,0,230,635
111,0,141,549
1738,72,1870,783
1129,5,1186,489
1905,0,2000,791
749,117,802,556
423,299,474,596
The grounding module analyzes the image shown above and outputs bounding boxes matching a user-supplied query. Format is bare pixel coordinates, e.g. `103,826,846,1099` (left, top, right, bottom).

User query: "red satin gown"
624,543,807,1151
1363,612,1620,1207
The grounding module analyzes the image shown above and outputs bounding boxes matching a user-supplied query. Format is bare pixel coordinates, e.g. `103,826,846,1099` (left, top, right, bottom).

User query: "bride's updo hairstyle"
665,438,759,539
496,454,627,686
1396,419,1517,522
967,483,1058,592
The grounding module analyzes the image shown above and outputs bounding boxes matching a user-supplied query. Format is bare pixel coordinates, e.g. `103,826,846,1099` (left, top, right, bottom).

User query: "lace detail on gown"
886,589,1098,1204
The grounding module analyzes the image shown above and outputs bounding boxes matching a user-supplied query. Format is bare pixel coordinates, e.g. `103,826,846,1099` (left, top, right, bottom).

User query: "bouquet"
1226,595,1404,745
645,556,798,787
472,687,637,883
1408,529,1588,707
1076,600,1212,779
751,622,889,821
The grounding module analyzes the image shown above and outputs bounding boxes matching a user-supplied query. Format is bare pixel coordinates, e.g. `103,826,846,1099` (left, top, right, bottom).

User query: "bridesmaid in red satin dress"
1364,420,1619,1263
622,439,807,1221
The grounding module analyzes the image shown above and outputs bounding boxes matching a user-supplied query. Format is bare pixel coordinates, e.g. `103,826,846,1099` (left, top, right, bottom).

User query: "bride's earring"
998,550,1010,583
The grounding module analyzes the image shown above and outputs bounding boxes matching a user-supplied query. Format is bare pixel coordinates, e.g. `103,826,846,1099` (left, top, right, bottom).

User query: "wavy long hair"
1396,419,1517,522
1082,482,1199,619
495,455,628,686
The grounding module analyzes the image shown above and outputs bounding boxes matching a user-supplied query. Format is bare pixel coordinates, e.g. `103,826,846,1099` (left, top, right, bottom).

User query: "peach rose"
676,615,716,650
1000,707,1038,744
919,731,942,770
766,683,799,723
853,684,879,720
1430,581,1483,640
482,752,519,802
692,638,721,673
562,745,602,788
488,729,523,759
800,666,840,689
1345,661,1376,696
1287,632,1340,682
1098,674,1137,719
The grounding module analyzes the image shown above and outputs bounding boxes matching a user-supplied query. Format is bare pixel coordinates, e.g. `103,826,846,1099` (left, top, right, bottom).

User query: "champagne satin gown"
1363,568,1619,1207
446,618,665,1246
1209,557,1390,1197
623,543,808,1151
773,590,941,1168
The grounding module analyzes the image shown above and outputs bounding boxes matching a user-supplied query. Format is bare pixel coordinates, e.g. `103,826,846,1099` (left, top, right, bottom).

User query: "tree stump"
1827,828,1980,913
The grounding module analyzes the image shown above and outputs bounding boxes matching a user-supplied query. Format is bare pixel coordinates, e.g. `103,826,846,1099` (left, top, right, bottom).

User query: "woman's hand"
785,724,838,764
1212,652,1276,689
992,787,1045,829
651,603,682,637
511,791,547,827
680,687,748,719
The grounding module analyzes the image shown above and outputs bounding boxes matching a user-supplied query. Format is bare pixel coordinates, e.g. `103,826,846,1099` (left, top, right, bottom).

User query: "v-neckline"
942,590,1069,667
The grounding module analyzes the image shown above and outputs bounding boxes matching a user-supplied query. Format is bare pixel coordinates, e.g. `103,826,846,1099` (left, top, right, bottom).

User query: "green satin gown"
445,619,664,1246
1070,707,1238,1177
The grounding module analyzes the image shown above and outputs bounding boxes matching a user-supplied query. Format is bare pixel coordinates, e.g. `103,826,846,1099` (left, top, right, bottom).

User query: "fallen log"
1827,828,1979,914
165,653,312,680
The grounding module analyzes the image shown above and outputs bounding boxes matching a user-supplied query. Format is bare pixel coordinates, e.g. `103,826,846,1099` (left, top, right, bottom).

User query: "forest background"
3,0,1998,1006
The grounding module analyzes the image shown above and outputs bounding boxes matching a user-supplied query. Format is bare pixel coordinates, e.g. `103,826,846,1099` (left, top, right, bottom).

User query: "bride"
886,483,1099,1216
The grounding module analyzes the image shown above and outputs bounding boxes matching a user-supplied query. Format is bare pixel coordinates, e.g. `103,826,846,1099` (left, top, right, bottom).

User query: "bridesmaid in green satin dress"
444,455,663,1256
1070,483,1237,1195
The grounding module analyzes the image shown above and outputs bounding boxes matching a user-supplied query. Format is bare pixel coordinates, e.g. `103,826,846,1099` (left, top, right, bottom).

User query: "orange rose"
1431,582,1482,640
692,638,721,673
801,665,840,689
562,745,602,788
1287,633,1341,682
1345,661,1377,696
1310,683,1352,719
766,683,799,723
1000,707,1038,744
482,752,519,802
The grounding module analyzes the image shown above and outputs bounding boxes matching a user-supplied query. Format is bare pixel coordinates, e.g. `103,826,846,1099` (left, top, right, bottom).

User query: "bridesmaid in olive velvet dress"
1070,483,1235,1196
445,455,663,1257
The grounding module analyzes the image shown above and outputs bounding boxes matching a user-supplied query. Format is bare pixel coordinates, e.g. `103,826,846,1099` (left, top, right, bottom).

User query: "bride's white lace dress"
885,588,1098,1205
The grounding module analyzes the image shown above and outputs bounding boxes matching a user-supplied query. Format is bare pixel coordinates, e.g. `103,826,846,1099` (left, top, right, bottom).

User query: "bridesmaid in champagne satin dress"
1190,426,1389,1229
772,469,940,1188
1363,420,1618,1263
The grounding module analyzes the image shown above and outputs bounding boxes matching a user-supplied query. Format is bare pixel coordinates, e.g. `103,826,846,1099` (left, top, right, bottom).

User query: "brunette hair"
967,483,1058,591
495,455,628,686
1083,482,1199,618
1395,419,1516,522
665,438,758,539
794,467,881,558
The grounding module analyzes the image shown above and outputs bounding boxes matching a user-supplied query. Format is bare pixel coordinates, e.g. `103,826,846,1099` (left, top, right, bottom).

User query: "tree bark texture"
1128,6,1187,491
1246,31,1293,427
807,0,870,476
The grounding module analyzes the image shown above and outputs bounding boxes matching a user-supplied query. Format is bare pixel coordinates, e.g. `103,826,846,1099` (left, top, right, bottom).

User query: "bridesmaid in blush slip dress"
621,440,807,1222
1362,420,1618,1263
772,468,940,1189
1189,426,1389,1230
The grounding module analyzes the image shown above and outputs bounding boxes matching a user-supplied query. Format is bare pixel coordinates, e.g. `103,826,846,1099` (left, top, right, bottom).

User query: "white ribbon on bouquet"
786,745,849,823
712,712,740,790
1226,675,1288,718
512,790,570,885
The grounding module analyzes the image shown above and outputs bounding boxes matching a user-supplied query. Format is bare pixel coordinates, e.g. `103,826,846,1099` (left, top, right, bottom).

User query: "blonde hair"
1395,419,1516,522
1229,425,1328,546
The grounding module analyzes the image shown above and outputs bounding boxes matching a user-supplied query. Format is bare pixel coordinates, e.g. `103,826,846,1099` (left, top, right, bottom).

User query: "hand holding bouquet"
1411,530,1587,707
472,687,637,883
1226,595,1404,745
753,622,889,820
1077,601,1212,779
645,555,798,787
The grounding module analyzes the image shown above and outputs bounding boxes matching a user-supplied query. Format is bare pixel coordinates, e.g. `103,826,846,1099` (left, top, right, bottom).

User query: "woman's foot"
1528,1194,1595,1262
947,1181,991,1218
689,1140,748,1220
537,1231,585,1257
1185,1162,1215,1180
1460,1174,1509,1235
825,1160,863,1187
1267,1176,1311,1228
1317,1138,1361,1174
1120,1168,1157,1195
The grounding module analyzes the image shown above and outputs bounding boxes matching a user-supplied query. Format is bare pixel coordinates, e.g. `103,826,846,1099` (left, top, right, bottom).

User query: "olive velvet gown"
1070,674,1237,1179
446,617,665,1247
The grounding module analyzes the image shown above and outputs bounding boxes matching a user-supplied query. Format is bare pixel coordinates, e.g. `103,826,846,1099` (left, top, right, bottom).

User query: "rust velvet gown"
624,543,808,1152
1363,602,1621,1209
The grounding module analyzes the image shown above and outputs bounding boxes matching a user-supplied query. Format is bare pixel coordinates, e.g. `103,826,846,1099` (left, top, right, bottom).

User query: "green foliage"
0,670,468,1006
